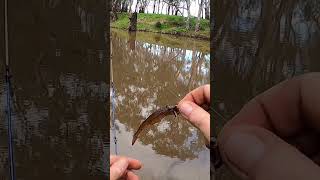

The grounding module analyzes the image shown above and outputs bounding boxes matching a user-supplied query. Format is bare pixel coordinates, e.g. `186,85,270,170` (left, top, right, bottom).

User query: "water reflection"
111,29,210,180
0,1,107,179
0,59,108,180
213,0,320,179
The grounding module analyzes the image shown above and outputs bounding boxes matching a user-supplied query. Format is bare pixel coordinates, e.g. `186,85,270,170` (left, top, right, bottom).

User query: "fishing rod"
111,82,118,155
110,54,118,155
4,0,16,179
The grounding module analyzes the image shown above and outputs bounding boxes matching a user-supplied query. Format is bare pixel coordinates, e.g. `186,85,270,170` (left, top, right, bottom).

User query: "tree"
121,0,129,12
157,0,161,13
135,0,140,12
204,0,209,19
195,0,204,32
185,0,191,30
137,0,149,13
153,0,157,13
163,0,184,15
128,0,134,12
111,0,122,21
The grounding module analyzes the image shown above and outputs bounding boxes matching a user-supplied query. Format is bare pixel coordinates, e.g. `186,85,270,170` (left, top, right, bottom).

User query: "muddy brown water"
0,1,107,179
110,29,210,180
213,0,320,179
0,59,108,180
0,56,108,179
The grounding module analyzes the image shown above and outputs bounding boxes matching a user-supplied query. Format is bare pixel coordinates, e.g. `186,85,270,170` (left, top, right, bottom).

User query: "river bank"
111,13,210,40
111,28,210,53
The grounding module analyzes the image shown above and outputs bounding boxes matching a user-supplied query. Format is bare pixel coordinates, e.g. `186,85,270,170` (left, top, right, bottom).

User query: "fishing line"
4,0,16,179
167,86,226,122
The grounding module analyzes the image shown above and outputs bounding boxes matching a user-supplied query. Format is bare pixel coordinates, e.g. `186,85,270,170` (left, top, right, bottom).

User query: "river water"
0,1,107,179
213,0,320,179
110,29,210,180
0,55,108,180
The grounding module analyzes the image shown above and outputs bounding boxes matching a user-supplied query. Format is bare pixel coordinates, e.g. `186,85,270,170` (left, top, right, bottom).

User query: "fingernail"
224,132,265,173
180,102,193,117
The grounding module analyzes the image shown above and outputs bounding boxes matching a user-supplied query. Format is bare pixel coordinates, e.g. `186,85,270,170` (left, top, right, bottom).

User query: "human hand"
178,84,210,142
110,155,142,180
218,73,320,180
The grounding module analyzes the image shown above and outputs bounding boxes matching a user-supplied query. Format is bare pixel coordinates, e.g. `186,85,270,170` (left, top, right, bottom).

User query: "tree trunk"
161,1,165,14
204,0,210,19
135,0,139,12
111,0,120,21
139,0,148,13
195,0,204,32
121,0,128,12
153,0,156,13
185,0,191,30
128,0,133,13
158,0,161,13
182,4,184,16
129,12,138,31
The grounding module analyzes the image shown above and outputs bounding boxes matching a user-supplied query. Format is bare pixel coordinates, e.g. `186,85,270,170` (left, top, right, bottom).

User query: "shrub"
155,21,162,29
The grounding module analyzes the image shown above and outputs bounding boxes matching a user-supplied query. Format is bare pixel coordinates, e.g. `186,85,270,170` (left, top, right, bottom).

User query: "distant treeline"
111,0,210,32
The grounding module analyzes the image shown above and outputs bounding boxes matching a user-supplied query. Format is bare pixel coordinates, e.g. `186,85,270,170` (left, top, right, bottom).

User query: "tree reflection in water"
213,0,320,179
0,0,107,179
111,29,210,161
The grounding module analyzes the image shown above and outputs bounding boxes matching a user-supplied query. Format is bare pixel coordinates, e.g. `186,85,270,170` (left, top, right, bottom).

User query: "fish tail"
132,135,137,145
132,121,146,145
132,128,141,145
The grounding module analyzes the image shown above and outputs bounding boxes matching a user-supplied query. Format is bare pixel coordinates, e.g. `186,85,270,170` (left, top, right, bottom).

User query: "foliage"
155,21,163,29
111,13,210,39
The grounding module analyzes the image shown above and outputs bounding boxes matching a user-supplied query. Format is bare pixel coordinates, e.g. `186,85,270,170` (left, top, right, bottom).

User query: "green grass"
111,13,210,40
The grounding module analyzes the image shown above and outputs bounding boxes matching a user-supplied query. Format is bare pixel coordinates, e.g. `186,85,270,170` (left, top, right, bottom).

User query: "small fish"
132,105,179,145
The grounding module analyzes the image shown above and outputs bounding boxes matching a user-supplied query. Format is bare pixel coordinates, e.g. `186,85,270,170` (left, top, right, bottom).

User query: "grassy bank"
111,13,210,40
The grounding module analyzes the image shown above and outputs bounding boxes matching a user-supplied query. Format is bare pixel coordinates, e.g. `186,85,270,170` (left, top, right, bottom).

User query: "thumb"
219,125,320,180
110,158,129,180
178,101,210,141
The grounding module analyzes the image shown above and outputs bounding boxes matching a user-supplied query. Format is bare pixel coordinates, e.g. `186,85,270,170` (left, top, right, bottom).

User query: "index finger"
227,73,320,137
110,155,142,170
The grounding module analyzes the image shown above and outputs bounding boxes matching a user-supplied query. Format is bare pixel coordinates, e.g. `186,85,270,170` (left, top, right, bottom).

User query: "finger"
110,155,117,165
219,125,320,180
111,156,142,170
287,131,320,158
178,101,210,141
126,171,139,180
180,84,210,105
110,158,129,180
230,73,320,138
